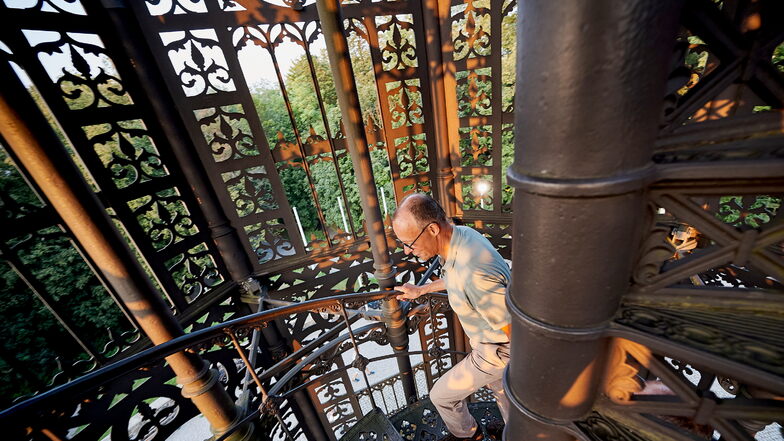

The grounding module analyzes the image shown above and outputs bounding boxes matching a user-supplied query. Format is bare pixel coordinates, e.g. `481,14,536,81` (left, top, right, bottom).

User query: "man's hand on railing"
395,278,445,300
394,283,426,300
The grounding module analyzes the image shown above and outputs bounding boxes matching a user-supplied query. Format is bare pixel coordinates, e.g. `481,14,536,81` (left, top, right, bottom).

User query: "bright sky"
237,28,326,91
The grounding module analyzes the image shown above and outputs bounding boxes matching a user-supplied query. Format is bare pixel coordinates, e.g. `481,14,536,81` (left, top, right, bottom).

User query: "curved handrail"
0,289,450,425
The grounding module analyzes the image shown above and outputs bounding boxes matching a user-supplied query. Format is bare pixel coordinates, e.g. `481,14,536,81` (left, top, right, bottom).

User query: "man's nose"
403,246,412,255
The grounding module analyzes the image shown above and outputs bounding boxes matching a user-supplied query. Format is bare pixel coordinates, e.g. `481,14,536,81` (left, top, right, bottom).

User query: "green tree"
252,84,295,147
0,147,133,406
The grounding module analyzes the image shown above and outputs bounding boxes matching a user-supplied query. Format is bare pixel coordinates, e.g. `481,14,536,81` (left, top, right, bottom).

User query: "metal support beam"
0,61,254,441
507,1,683,439
316,0,416,404
420,0,458,218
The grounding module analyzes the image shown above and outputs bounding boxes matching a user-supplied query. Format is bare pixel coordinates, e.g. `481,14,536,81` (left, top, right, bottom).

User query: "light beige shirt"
440,226,511,346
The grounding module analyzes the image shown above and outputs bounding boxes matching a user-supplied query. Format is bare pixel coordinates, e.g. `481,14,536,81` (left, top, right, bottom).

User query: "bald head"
393,193,447,229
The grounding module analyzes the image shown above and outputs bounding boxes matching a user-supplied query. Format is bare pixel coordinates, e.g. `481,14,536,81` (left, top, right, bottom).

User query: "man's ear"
428,222,440,236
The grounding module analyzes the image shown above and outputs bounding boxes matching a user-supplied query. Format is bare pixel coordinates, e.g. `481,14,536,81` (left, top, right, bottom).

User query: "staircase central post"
506,1,683,439
317,0,417,405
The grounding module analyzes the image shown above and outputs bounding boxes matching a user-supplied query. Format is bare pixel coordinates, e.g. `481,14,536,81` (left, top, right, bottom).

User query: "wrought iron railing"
1,276,466,441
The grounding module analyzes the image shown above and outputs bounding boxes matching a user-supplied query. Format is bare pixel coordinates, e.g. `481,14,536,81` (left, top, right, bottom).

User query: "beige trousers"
429,342,511,437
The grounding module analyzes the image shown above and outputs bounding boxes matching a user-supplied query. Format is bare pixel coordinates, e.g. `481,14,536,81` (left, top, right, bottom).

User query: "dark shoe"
442,425,483,441
485,421,505,440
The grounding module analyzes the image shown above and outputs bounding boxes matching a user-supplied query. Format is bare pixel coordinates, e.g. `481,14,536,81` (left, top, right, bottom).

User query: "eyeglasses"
396,221,436,251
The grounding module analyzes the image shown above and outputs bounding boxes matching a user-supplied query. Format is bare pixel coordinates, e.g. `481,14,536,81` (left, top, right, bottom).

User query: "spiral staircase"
0,0,783,441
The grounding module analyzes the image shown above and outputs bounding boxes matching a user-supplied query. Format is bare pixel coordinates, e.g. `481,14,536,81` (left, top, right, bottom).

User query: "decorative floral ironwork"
196,105,260,162
3,0,87,14
461,175,493,211
616,306,784,376
221,166,278,217
395,134,429,179
129,188,200,251
144,0,208,16
84,120,168,189
165,242,223,302
377,15,418,71
24,32,131,110
387,80,425,129
451,0,491,61
459,125,492,167
456,68,492,117
160,29,235,96
243,219,293,264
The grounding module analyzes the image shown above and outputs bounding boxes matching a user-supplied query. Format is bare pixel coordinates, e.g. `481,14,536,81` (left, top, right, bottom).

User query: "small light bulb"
476,181,490,195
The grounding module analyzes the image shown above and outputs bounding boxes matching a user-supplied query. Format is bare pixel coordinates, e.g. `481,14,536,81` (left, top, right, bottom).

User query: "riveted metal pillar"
507,2,682,439
317,0,417,404
0,62,255,441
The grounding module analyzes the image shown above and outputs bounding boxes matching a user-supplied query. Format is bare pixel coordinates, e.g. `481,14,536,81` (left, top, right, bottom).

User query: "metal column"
420,0,458,218
506,1,683,439
0,62,255,441
317,0,417,404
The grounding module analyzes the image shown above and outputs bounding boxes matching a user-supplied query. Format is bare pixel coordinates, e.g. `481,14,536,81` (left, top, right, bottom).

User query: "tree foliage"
0,147,133,405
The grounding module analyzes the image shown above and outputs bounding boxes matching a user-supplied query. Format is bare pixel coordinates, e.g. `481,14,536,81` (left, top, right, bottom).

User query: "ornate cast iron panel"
594,1,784,439
0,0,228,314
447,0,517,215
125,0,440,269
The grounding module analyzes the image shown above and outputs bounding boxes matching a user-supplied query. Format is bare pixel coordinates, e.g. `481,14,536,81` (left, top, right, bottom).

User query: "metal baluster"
390,379,401,411
339,300,378,410
427,296,445,379
239,294,264,414
226,329,295,441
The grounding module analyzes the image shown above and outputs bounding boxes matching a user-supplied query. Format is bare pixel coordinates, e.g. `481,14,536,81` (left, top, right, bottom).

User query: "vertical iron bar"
303,31,358,238
227,327,294,441
379,384,389,414
257,289,331,441
239,297,264,413
490,0,503,214
422,0,461,217
507,1,683,440
391,380,400,409
227,329,269,403
317,0,418,404
428,296,445,379
266,44,333,246
0,60,256,441
275,411,295,441
339,300,378,410
2,247,101,362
